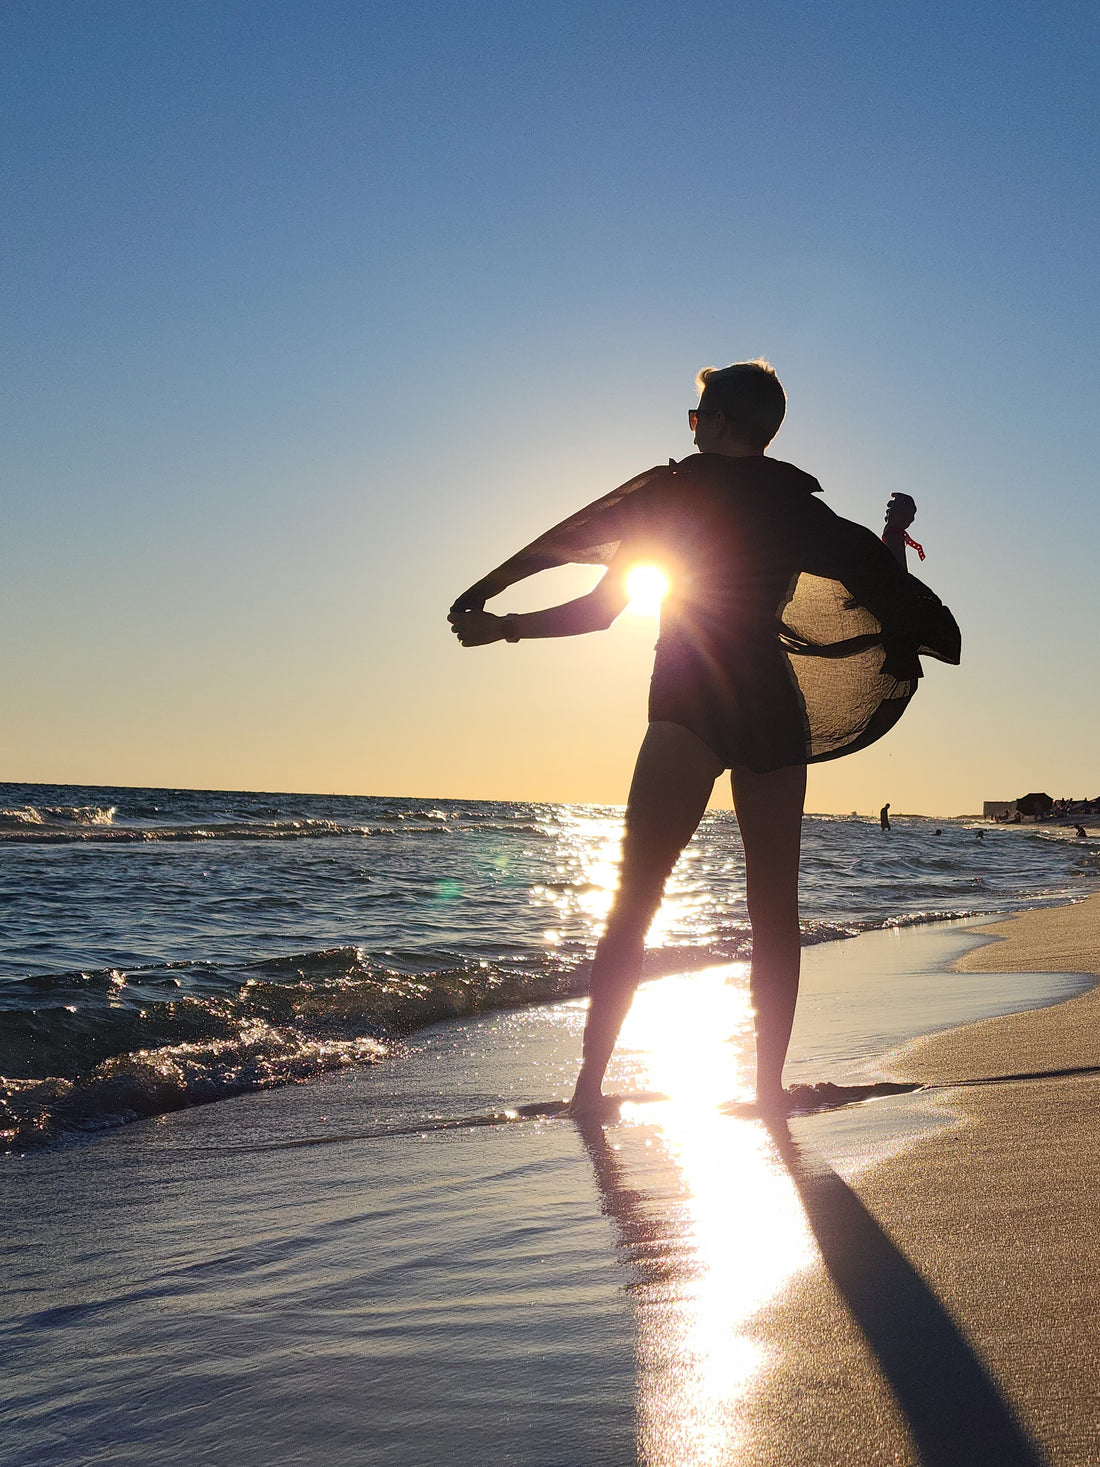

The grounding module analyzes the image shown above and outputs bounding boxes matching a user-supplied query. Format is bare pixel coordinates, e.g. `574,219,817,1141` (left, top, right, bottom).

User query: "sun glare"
626,564,669,615
611,970,817,1461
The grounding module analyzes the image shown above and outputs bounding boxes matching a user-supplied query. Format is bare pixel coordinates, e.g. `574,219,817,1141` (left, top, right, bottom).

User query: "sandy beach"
5,899,1100,1465
742,891,1100,1466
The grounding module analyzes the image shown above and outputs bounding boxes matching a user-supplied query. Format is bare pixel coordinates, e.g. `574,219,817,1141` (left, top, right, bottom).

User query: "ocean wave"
0,888,1082,1155
0,815,496,844
0,945,592,1150
0,786,562,844
3,953,589,1072
0,815,361,844
0,803,116,829
1,1026,388,1150
0,904,1008,1153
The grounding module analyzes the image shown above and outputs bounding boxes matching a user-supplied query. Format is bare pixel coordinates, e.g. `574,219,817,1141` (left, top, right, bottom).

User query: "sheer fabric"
452,455,960,771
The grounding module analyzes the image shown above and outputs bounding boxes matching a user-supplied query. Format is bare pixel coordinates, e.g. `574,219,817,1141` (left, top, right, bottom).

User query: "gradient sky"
2,1,1097,815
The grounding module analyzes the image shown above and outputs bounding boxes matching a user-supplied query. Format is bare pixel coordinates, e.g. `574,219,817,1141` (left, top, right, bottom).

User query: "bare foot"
565,1091,622,1122
755,1087,792,1116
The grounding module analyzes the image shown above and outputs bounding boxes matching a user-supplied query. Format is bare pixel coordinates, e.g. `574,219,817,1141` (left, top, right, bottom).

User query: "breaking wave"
0,944,594,1150
0,913,994,1151
0,813,365,843
0,804,117,830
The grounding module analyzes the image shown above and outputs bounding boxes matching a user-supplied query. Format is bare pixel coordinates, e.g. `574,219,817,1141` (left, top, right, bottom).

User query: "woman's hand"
448,576,627,646
448,610,508,647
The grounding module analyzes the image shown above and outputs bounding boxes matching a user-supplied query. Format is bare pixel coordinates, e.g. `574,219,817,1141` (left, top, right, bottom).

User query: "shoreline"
7,904,1100,1464
743,890,1100,1464
890,888,1100,1083
8,900,1096,1158
7,907,1092,1157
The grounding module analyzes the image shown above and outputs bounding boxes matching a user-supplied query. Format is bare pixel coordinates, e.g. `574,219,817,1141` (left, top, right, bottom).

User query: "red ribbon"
883,527,925,561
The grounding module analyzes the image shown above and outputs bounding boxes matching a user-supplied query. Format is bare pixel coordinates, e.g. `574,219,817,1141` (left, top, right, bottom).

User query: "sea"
3,780,1099,1155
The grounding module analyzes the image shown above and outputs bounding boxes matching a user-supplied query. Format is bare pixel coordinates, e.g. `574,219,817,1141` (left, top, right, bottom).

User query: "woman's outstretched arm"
448,571,630,647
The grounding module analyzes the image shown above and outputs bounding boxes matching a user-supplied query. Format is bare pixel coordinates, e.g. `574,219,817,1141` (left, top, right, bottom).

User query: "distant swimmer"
976,830,984,840
450,358,960,1116
880,803,891,832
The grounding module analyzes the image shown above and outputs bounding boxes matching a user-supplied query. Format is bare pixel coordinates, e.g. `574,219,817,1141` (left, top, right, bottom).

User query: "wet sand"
743,891,1100,1466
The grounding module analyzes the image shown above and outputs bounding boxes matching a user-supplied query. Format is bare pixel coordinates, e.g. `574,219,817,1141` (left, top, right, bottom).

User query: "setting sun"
626,564,669,615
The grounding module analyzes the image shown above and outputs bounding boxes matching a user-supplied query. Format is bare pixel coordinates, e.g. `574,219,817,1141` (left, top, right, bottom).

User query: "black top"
452,454,961,771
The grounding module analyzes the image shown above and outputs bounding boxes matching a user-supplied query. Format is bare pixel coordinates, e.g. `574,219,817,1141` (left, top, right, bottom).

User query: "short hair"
694,359,786,448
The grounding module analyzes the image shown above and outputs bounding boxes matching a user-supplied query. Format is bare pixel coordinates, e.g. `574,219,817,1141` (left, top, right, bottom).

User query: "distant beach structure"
1016,792,1054,819
985,793,1097,824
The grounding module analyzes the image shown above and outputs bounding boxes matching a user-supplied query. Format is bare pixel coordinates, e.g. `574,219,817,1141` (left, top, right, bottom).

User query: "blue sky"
2,0,1097,812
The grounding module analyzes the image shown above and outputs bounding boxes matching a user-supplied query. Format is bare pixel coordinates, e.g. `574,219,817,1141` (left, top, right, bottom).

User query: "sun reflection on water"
603,970,817,1464
532,808,740,956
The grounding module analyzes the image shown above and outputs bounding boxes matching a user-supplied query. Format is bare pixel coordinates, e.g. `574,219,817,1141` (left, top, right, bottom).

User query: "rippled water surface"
2,781,1097,1146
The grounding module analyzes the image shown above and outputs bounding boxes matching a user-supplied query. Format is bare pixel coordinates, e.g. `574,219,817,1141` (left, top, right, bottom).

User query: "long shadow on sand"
576,1115,1045,1467
765,1123,1045,1467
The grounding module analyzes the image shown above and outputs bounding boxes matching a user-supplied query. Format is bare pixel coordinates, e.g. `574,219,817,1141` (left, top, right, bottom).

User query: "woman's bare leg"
730,762,807,1108
569,722,722,1112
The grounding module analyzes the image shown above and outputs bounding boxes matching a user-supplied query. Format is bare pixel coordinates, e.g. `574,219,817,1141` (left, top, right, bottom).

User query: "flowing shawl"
452,455,960,769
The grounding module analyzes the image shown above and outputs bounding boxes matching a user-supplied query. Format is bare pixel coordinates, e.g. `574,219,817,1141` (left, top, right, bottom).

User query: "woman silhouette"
450,361,959,1114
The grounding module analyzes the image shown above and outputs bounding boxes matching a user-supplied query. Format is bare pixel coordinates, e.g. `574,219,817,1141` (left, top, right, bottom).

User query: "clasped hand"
448,610,506,647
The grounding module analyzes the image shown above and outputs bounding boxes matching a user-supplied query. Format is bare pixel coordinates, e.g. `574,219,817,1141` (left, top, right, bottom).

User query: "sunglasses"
687,408,722,431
